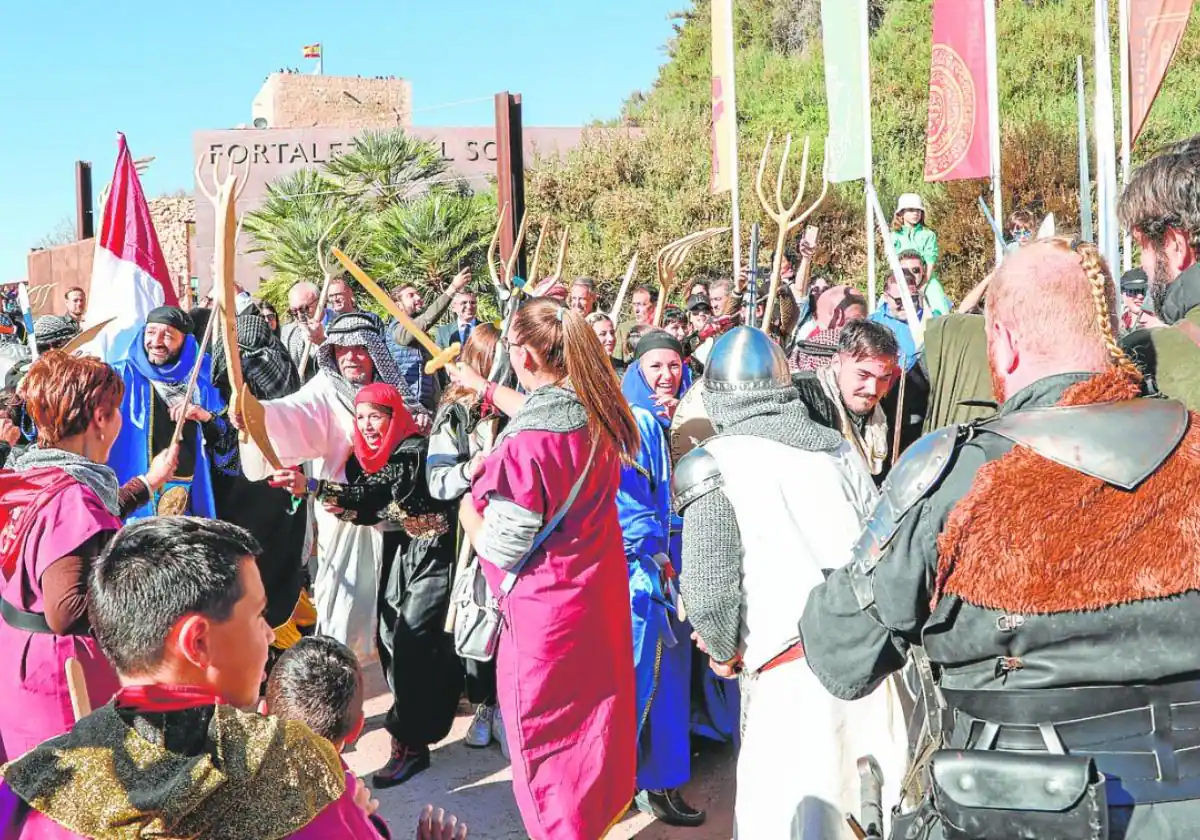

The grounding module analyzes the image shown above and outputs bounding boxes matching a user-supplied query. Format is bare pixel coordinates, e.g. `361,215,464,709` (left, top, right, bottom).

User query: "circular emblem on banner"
925,44,977,180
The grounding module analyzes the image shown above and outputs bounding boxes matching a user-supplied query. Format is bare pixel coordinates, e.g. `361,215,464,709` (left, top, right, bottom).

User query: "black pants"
464,656,497,706
377,530,463,746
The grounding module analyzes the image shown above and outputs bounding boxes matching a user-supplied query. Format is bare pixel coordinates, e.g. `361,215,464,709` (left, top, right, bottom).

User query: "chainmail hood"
702,381,843,453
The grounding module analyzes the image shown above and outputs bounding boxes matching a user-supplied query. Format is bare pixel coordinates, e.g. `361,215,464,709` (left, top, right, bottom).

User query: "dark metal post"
493,91,527,280
75,161,94,241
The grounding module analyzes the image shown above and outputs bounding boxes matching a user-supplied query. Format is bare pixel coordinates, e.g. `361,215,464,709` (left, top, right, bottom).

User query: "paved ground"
344,667,736,839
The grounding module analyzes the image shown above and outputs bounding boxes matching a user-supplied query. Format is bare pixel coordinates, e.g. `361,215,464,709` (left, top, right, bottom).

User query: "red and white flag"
82,133,177,362
924,0,991,182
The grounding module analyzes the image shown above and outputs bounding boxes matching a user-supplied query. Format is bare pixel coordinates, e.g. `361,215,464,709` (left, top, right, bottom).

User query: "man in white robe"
237,312,427,659
673,327,907,839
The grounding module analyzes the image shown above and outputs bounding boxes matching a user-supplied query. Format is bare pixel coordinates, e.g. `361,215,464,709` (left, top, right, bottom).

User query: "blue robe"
108,331,229,519
621,360,740,747
618,406,691,791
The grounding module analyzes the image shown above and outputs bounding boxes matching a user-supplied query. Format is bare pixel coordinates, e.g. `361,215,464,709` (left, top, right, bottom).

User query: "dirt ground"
344,667,737,839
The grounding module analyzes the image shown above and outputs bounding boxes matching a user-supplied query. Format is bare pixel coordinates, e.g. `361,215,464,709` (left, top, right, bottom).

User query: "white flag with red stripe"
81,133,178,362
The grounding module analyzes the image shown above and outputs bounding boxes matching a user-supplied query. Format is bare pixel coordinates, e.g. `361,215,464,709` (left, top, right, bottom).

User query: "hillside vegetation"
526,0,1200,303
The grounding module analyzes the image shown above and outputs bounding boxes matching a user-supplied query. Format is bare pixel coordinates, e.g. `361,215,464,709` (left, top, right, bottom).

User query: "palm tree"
366,190,496,287
245,131,492,314
322,129,460,213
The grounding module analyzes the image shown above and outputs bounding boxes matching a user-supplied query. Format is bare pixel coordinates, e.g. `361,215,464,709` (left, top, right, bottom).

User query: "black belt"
943,682,1200,804
0,597,54,634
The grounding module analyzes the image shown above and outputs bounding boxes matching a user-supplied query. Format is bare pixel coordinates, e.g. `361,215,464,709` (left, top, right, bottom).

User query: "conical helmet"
703,326,790,392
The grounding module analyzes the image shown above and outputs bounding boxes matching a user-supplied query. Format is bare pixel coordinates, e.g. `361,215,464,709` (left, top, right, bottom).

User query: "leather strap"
0,597,53,634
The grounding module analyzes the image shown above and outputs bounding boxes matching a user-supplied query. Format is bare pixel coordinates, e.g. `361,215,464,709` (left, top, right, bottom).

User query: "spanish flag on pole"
302,43,321,59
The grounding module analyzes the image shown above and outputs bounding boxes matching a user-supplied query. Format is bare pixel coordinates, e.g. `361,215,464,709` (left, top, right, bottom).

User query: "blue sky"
0,0,682,283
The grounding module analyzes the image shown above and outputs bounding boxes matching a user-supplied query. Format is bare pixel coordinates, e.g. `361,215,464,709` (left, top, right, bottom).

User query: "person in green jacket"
1117,137,1200,411
891,192,953,316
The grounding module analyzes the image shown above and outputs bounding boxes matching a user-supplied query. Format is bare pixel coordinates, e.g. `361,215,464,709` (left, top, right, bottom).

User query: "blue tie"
460,322,472,345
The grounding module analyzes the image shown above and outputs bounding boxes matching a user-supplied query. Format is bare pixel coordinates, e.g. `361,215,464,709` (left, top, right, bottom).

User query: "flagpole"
724,0,742,280
318,45,324,76
1117,0,1132,270
1094,0,1121,285
983,0,1003,265
860,0,876,312
1076,56,1094,244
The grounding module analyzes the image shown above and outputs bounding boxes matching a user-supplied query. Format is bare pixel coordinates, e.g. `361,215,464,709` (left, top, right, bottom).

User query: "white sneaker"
492,705,510,760
464,704,494,749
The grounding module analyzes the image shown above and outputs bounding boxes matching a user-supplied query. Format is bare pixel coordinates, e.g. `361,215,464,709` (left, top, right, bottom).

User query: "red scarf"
354,383,420,474
116,684,225,713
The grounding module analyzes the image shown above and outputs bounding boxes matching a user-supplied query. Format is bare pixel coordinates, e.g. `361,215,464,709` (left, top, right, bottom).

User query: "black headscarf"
146,306,194,335
211,310,301,401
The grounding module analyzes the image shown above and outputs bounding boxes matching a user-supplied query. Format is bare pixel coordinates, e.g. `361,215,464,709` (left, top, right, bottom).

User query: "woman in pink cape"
458,298,639,839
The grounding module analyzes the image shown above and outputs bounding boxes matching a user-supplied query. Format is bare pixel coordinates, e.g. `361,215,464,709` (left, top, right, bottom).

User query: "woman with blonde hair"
455,298,639,840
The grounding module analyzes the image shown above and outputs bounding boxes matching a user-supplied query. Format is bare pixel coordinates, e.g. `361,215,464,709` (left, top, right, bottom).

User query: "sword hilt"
424,343,461,375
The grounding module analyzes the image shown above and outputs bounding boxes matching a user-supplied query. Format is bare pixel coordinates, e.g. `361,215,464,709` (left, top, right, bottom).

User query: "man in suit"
434,289,478,349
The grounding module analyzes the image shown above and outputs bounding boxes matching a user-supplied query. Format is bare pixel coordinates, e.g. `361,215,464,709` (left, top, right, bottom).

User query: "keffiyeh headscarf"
212,310,301,401
317,312,409,410
33,315,80,350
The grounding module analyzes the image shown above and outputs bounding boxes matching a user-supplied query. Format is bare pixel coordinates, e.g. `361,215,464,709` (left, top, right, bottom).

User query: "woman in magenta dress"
457,298,640,840
0,350,176,761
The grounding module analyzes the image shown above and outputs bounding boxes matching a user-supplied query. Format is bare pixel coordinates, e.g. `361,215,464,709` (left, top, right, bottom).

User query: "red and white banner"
710,0,736,194
81,133,177,362
1127,0,1192,144
924,0,991,182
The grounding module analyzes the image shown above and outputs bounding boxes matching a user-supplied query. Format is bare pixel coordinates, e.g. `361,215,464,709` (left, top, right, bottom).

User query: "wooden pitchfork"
486,204,529,298
654,227,729,326
755,132,829,329
524,217,571,290
297,217,342,376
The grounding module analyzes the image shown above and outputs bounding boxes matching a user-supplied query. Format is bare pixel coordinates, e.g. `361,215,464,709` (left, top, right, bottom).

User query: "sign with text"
191,126,592,293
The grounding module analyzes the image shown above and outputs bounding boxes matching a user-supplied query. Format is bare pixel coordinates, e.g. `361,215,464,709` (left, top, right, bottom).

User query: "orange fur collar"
934,369,1200,614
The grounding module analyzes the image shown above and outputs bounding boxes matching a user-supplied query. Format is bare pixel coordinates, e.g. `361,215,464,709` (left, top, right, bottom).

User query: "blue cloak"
618,404,691,790
107,331,227,519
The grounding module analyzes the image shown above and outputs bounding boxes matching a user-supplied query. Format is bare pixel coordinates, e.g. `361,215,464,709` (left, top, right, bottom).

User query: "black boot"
371,741,431,789
634,788,707,827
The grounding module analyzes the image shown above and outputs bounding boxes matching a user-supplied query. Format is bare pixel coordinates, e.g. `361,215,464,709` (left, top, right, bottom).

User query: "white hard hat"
895,193,926,216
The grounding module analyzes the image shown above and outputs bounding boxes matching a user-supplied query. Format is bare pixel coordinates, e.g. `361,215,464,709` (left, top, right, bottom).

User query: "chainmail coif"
702,382,843,452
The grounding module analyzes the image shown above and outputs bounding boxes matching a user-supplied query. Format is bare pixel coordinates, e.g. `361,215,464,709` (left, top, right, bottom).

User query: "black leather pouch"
930,750,1108,840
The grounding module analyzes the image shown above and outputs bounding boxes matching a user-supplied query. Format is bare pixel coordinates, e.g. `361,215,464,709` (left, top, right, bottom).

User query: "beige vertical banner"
711,0,735,193
1128,0,1191,144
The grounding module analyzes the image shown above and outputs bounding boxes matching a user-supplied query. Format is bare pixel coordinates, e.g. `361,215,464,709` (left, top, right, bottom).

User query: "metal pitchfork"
754,132,829,330
654,227,729,325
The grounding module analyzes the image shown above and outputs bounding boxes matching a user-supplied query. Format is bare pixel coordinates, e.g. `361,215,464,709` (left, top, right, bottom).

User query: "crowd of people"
0,134,1198,840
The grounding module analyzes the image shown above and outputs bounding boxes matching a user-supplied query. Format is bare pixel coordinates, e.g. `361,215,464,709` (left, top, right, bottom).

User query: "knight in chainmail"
235,312,427,661
671,326,907,839
107,306,237,520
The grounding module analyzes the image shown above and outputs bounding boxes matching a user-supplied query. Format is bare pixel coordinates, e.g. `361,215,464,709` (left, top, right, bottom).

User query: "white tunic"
704,434,907,839
240,372,382,660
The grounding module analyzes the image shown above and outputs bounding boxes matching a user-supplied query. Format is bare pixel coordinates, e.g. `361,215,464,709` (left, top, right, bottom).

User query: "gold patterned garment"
0,702,344,840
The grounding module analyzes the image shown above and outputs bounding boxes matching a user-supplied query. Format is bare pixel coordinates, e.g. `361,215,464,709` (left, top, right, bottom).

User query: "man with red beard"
800,238,1200,839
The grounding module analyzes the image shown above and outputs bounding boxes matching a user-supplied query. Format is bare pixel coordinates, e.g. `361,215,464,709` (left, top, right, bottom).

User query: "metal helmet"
703,326,791,392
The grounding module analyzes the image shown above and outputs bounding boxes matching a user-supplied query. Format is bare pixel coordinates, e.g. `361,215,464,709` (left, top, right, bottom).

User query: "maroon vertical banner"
1128,0,1192,144
924,0,991,182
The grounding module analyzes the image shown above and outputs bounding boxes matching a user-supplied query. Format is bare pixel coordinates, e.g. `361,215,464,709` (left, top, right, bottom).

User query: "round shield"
670,380,715,465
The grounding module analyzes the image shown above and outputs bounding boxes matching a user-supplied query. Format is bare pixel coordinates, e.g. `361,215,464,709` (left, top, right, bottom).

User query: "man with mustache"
801,239,1200,839
108,306,235,519
1118,138,1200,410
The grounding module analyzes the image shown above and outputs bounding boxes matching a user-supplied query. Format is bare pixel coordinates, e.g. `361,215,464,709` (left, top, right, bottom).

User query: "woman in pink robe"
458,299,640,839
0,351,176,762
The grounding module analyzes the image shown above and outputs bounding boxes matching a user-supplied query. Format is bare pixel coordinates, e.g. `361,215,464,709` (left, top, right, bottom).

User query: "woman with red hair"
0,351,177,761
269,382,461,787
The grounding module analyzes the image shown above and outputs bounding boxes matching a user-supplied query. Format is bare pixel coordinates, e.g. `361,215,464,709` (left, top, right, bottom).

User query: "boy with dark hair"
0,517,387,839
266,635,365,748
